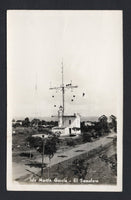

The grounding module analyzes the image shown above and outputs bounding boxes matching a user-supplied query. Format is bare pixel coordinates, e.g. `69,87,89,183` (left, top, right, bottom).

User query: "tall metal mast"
49,61,78,116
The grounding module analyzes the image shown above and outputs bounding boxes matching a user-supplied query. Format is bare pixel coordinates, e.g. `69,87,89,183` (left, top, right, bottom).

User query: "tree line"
12,117,58,128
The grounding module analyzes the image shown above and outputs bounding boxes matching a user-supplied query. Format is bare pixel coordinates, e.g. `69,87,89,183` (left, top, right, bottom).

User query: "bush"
19,152,33,158
82,132,92,142
72,159,88,179
66,139,76,147
90,129,98,138
26,136,42,148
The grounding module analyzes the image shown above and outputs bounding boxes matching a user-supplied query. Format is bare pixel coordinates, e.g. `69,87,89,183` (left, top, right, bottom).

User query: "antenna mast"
49,60,78,116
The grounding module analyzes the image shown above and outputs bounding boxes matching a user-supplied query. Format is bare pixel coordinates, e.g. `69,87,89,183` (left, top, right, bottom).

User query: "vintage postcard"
7,10,123,191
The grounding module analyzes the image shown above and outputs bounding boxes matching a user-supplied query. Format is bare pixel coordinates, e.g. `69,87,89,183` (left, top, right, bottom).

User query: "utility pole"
49,61,78,117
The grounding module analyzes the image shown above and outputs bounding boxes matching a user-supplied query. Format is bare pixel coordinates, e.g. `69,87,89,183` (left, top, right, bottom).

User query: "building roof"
52,125,81,130
63,113,80,118
63,115,76,118
52,127,66,130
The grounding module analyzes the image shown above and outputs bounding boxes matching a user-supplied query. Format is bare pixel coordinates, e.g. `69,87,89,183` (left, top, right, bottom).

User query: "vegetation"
19,152,33,158
80,114,117,143
66,139,76,147
82,132,92,142
22,117,30,127
26,135,60,159
13,115,117,136
12,115,117,183
12,117,58,128
72,159,88,180
12,114,117,157
109,115,117,132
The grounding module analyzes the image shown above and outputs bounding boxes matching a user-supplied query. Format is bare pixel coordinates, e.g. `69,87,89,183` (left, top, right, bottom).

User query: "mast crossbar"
49,61,78,116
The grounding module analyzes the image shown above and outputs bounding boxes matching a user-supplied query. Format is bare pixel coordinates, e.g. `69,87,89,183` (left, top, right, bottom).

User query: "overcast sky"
7,10,122,119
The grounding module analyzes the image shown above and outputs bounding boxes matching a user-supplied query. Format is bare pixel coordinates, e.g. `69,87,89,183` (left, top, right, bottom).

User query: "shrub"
82,132,92,142
72,159,88,179
66,139,76,147
26,136,42,148
19,152,33,158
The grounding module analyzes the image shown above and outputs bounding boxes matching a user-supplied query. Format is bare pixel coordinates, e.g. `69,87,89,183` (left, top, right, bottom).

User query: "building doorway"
69,128,71,136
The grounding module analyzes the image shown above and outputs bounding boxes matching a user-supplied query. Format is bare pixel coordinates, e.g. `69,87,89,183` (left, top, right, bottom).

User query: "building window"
69,120,71,125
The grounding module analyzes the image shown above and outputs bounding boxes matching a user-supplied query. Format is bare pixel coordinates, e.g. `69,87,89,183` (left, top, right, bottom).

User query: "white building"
52,106,81,136
84,121,95,126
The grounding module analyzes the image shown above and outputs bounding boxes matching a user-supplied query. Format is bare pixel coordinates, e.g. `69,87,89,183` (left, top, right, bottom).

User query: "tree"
81,122,89,132
38,135,59,178
98,115,110,134
22,117,30,127
30,118,40,127
26,135,59,178
26,135,59,156
110,115,117,132
38,135,59,157
26,136,42,148
25,117,30,127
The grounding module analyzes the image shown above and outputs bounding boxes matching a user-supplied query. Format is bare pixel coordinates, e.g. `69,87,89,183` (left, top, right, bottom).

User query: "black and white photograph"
7,10,123,191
